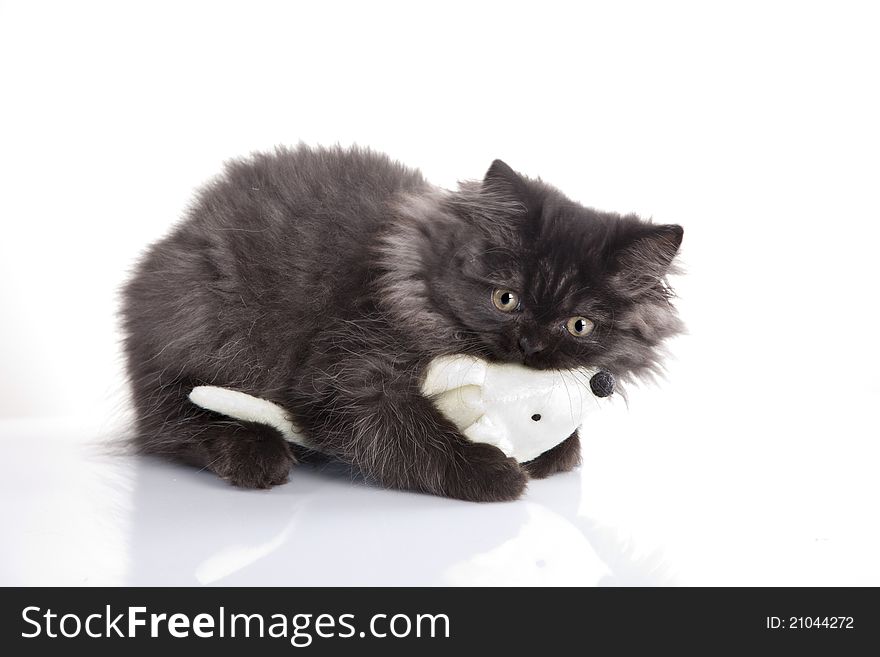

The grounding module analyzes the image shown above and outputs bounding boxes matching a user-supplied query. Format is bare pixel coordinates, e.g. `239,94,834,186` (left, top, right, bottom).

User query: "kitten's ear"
611,224,683,296
483,159,525,197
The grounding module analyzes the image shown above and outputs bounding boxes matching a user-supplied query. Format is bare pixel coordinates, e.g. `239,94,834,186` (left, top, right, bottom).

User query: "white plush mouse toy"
189,355,614,464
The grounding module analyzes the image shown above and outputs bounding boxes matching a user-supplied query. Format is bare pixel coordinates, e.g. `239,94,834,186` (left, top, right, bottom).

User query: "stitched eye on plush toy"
565,316,595,337
492,289,520,312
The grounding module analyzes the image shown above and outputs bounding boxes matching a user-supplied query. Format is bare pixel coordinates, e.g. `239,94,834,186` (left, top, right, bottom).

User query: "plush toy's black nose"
589,370,615,398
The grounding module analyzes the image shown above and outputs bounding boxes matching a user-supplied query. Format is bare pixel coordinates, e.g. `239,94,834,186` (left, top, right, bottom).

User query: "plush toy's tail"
188,386,310,447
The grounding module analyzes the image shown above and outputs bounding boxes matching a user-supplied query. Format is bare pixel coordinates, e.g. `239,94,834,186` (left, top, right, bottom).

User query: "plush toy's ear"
482,159,526,198
611,224,683,297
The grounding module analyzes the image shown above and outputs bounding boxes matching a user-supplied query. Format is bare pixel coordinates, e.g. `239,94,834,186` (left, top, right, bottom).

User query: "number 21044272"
766,616,854,630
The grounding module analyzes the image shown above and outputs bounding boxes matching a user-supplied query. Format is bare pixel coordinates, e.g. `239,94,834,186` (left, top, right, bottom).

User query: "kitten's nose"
518,336,545,357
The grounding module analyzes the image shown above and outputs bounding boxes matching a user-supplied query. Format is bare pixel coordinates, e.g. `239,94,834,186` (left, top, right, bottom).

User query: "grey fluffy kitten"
121,145,683,501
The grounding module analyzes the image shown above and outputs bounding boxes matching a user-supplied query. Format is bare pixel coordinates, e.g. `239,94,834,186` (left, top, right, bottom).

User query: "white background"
1,1,878,586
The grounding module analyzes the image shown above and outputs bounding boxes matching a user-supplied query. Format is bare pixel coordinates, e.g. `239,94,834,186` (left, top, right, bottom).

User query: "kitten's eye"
565,316,595,337
492,289,520,312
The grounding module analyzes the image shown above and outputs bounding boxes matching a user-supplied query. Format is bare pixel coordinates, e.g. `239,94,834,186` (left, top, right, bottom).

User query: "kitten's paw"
444,441,528,502
211,431,296,489
523,432,581,479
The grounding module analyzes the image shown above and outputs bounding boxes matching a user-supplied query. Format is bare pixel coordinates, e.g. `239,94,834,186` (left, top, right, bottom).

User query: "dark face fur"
380,160,683,380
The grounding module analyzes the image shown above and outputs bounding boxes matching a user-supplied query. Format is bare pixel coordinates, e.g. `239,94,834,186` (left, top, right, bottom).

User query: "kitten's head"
378,160,683,381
